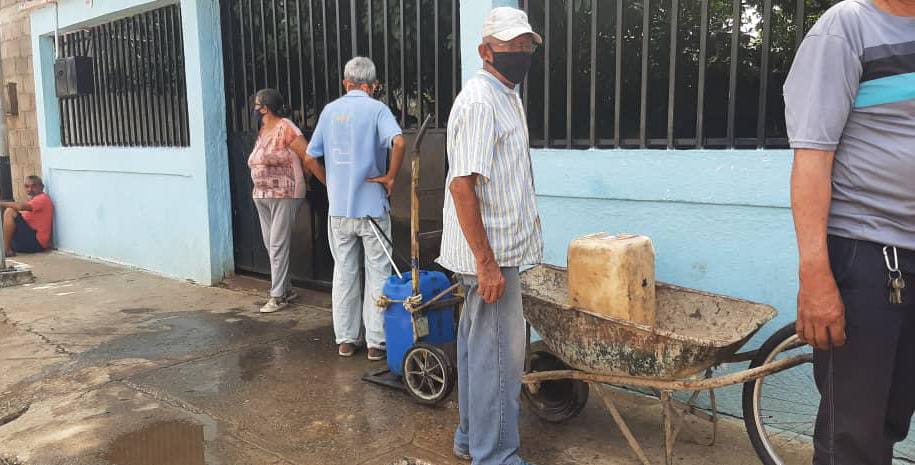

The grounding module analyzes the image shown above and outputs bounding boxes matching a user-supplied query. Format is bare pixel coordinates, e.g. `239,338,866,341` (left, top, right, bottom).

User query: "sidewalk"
0,252,792,465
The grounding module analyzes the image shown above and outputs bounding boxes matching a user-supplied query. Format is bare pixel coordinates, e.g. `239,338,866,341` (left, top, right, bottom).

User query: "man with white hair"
307,56,406,361
438,7,543,465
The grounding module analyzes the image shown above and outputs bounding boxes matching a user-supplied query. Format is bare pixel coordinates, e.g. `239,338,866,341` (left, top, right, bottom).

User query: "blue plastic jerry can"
382,270,456,376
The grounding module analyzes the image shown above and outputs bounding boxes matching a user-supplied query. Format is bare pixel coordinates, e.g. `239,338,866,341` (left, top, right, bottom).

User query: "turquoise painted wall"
534,149,798,334
30,0,233,285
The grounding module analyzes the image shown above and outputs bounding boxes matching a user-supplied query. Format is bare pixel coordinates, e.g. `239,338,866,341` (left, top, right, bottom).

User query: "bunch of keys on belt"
883,245,906,305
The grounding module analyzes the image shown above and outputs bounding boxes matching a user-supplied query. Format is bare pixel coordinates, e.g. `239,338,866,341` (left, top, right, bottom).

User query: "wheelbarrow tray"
521,264,777,379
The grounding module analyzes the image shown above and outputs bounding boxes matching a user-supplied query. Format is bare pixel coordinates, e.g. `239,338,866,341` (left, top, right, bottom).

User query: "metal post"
1,211,6,270
0,48,12,201
410,114,434,296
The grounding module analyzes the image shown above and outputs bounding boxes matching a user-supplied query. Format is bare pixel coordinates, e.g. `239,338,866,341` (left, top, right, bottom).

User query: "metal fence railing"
58,4,190,147
220,0,462,134
520,0,836,150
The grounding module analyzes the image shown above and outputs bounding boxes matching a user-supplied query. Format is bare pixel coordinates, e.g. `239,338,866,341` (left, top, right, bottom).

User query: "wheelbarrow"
518,264,816,465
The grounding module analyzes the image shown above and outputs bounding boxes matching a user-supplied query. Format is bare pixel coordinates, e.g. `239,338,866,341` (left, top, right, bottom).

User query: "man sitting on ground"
2,175,54,256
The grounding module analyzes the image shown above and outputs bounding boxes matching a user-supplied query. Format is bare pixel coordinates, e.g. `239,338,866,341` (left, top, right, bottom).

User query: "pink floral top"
248,118,308,199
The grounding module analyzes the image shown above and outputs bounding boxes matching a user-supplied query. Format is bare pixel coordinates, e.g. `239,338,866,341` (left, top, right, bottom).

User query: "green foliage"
524,0,837,147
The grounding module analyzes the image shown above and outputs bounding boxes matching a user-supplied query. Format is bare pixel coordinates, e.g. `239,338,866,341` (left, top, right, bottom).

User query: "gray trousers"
454,267,525,465
254,198,302,298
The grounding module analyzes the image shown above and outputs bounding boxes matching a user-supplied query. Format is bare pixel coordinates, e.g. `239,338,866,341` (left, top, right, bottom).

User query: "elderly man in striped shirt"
437,7,543,465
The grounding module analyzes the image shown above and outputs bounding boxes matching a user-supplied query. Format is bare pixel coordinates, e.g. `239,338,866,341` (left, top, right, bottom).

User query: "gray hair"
343,57,376,85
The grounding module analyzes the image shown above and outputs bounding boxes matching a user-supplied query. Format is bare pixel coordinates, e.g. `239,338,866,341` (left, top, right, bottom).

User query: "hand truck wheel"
402,342,456,406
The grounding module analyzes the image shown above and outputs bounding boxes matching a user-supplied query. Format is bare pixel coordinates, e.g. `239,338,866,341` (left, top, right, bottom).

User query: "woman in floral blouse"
249,89,325,313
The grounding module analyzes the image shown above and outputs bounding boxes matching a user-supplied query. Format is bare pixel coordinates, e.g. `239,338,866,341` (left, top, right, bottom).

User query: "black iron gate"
219,0,461,286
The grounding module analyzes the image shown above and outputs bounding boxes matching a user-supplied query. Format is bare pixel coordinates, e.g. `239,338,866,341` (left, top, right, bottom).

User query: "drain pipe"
1,213,5,271
0,15,7,269
5,0,63,269
0,42,11,202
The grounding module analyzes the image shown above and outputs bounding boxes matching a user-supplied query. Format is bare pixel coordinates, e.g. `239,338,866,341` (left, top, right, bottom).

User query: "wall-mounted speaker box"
54,56,94,98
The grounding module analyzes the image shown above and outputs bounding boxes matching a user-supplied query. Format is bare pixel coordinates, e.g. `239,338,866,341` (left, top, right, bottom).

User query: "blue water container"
383,270,456,376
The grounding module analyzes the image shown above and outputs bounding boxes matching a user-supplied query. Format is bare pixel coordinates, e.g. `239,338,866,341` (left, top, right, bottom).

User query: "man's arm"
367,135,406,196
792,149,845,350
450,175,504,304
289,136,326,185
0,201,31,211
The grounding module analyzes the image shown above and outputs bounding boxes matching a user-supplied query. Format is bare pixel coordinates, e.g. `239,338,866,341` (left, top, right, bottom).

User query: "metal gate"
219,0,461,286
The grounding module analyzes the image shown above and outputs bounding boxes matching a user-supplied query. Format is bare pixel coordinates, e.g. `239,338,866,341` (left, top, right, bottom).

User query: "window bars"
58,4,189,147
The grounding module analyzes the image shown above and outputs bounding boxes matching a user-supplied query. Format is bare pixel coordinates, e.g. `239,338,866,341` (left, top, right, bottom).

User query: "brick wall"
1,0,40,201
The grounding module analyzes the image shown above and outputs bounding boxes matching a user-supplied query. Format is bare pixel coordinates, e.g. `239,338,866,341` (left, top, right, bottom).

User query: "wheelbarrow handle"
411,114,435,154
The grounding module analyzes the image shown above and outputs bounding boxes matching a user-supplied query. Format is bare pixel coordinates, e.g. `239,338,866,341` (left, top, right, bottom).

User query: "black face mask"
252,107,264,122
488,47,532,85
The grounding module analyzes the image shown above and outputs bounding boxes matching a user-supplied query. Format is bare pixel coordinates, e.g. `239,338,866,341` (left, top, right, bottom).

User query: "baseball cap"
482,7,543,44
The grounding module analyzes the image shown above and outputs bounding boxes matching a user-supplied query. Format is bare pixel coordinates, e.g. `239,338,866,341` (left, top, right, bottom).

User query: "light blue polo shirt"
307,90,403,218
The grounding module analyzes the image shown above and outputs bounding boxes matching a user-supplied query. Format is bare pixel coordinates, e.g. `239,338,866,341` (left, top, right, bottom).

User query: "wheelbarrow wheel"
522,351,589,423
402,343,455,406
742,321,815,465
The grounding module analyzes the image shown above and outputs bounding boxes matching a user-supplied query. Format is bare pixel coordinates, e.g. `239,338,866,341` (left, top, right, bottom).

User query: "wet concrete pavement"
0,252,803,465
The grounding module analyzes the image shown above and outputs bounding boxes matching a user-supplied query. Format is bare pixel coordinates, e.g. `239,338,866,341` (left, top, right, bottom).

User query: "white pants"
328,215,392,349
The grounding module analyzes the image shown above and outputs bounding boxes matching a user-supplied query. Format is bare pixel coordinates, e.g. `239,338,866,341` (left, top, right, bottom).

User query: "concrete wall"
1,0,41,201
30,0,233,285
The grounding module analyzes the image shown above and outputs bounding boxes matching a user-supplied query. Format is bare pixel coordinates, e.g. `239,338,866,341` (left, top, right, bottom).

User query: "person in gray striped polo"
437,7,543,465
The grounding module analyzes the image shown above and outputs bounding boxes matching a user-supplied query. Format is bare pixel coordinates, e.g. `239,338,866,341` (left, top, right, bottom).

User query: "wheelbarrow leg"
661,391,675,465
666,389,713,447
524,322,532,373
668,391,696,448
709,388,719,446
596,384,654,465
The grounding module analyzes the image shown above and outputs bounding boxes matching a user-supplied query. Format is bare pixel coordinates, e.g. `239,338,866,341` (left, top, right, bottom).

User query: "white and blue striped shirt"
437,70,544,275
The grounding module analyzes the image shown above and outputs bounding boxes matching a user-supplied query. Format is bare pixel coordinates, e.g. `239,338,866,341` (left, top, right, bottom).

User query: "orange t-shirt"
21,192,54,249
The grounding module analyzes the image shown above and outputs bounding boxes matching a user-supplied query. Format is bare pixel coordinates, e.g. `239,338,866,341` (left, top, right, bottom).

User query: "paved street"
0,253,805,465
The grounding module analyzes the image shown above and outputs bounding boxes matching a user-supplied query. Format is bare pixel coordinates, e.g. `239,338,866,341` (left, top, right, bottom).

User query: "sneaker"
453,448,471,461
259,297,287,313
367,347,386,361
284,288,298,303
338,343,357,357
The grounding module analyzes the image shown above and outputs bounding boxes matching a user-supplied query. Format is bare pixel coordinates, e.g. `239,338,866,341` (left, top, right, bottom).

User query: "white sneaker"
259,297,287,313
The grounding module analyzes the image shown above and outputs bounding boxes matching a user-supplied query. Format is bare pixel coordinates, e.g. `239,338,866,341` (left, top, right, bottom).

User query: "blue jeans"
328,215,392,349
454,267,526,465
10,214,43,253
